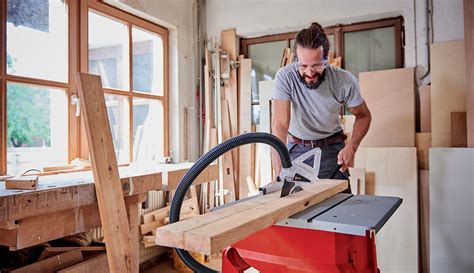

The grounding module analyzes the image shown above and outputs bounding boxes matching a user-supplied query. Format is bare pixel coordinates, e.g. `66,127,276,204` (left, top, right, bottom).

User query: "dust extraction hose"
169,132,292,273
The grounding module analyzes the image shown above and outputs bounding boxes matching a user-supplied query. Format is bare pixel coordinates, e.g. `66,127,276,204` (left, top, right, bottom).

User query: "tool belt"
288,131,347,148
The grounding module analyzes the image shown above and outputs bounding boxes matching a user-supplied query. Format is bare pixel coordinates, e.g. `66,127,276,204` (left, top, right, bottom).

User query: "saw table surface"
277,193,402,236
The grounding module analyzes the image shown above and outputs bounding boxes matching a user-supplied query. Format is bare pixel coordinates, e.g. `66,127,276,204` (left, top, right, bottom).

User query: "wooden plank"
355,148,418,273
359,68,415,147
58,253,109,273
38,246,106,261
465,0,474,147
5,176,38,190
156,180,347,254
429,148,474,272
76,73,137,273
451,112,467,147
431,41,466,147
221,99,236,202
167,164,217,190
11,249,83,273
419,85,431,133
416,133,431,170
203,48,213,153
419,170,429,273
258,80,275,186
238,56,252,199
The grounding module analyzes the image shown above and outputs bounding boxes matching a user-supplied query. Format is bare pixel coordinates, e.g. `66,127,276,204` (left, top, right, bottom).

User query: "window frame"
0,0,169,175
240,16,404,68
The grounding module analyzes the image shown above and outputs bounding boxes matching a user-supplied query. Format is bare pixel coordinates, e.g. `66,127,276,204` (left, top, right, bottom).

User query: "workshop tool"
169,132,401,273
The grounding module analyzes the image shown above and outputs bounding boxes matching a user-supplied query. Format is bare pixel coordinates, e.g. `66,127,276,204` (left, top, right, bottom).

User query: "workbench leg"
126,194,146,270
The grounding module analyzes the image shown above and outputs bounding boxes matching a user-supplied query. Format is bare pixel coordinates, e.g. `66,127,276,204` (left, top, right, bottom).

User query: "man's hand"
337,143,357,172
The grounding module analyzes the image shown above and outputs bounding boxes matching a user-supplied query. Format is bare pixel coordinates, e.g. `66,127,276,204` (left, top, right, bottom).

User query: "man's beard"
298,70,325,89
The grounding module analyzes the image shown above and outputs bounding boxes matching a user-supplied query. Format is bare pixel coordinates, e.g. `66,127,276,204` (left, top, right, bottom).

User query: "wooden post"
464,0,474,147
76,73,138,273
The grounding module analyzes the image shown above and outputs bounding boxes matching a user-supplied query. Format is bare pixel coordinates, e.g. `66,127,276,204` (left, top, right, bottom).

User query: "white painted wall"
105,0,199,162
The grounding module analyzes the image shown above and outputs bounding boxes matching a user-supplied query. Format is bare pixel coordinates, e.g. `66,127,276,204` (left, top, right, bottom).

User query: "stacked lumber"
140,197,200,248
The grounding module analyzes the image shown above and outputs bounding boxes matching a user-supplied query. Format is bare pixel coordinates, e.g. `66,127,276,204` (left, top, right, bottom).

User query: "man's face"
295,45,327,89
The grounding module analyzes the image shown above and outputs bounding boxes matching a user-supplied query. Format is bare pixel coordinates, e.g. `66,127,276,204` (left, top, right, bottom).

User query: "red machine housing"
222,225,378,273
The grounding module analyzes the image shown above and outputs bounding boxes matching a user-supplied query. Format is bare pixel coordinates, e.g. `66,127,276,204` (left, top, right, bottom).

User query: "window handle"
71,95,81,117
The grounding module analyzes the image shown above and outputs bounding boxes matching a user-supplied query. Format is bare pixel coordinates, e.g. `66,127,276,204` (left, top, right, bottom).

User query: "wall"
104,0,199,162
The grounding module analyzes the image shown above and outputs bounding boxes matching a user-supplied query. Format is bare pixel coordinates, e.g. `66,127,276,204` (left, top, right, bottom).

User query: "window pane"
344,26,396,78
132,27,163,95
88,11,129,90
105,95,130,164
6,0,68,82
248,40,286,124
132,98,163,161
7,83,68,175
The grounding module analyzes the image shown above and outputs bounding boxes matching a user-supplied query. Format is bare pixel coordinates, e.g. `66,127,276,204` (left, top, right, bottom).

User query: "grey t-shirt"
272,63,363,140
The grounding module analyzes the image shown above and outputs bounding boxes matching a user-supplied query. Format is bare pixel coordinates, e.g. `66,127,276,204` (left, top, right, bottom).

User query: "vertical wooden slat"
0,0,6,174
69,0,80,162
76,73,138,273
465,0,474,147
238,56,252,199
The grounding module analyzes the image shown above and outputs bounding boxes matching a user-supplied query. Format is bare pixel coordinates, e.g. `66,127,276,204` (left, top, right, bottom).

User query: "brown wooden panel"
419,85,431,133
451,112,467,147
58,253,109,273
11,249,83,273
416,133,431,170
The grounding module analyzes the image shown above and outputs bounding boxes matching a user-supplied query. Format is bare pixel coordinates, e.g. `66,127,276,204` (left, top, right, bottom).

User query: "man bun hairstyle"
295,22,330,60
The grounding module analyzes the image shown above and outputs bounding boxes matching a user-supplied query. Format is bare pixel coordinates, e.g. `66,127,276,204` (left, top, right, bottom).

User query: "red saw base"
222,225,379,273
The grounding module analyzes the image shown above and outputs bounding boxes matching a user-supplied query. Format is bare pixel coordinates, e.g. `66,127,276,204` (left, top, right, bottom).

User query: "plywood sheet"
431,41,466,147
429,148,474,273
355,148,418,273
156,180,347,254
257,80,275,186
451,112,467,147
359,68,415,147
419,85,431,133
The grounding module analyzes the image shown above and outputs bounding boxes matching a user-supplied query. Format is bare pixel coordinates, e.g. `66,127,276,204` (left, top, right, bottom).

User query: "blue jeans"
287,141,352,193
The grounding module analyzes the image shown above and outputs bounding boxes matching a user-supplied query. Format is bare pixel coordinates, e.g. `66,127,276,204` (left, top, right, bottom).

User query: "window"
241,17,404,121
0,0,169,175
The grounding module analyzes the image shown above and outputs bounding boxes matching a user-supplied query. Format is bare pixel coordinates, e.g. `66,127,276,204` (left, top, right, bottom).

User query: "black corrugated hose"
169,132,292,273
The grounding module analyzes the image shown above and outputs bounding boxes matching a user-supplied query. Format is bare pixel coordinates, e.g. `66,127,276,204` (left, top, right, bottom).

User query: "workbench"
0,162,217,251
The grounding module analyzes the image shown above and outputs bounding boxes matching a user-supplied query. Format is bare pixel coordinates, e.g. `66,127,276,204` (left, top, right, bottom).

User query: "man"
271,22,371,188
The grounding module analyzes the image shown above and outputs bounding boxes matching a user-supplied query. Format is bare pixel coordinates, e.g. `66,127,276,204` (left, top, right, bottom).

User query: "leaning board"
355,148,418,273
431,41,466,147
359,68,415,147
155,179,347,254
429,148,474,273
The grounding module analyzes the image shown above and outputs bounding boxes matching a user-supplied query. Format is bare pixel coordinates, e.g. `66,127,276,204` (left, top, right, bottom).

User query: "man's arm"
337,101,371,171
271,99,291,179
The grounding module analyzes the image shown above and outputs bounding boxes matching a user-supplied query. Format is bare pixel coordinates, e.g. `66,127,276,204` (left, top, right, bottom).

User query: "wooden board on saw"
431,41,466,147
464,0,474,147
354,148,418,273
155,179,347,255
359,68,415,147
76,73,137,273
419,85,431,133
429,148,474,273
416,133,431,170
257,80,275,186
238,56,253,199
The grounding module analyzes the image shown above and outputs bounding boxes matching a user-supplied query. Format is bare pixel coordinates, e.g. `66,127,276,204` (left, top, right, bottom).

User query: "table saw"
164,132,402,273
221,192,401,273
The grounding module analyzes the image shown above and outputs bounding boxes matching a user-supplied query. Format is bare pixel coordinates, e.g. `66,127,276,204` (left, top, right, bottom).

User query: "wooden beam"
76,73,137,273
238,56,252,199
156,179,347,254
5,176,38,190
465,0,474,147
11,249,84,273
58,253,109,273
